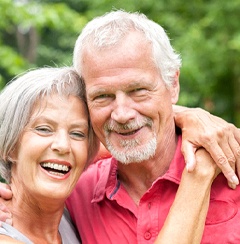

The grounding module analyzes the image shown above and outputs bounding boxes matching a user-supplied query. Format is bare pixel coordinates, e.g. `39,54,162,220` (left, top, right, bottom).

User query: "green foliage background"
0,0,240,128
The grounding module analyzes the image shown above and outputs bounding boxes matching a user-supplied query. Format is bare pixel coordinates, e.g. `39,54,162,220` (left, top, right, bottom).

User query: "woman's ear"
170,70,180,105
8,148,17,162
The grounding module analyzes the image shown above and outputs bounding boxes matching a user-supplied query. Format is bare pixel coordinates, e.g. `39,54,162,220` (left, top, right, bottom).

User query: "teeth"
48,171,65,176
120,131,136,135
119,129,139,136
41,162,70,172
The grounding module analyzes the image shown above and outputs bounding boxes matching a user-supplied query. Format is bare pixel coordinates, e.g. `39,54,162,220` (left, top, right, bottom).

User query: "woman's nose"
50,131,71,154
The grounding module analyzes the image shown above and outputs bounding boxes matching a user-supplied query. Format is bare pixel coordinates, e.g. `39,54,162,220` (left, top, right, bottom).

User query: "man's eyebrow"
87,87,108,98
87,79,151,98
125,80,149,88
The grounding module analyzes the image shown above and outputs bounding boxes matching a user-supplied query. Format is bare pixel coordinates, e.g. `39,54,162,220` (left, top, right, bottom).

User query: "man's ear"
170,70,180,105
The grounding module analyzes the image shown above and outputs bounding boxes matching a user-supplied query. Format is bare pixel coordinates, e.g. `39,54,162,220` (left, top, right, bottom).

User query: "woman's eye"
70,131,86,140
35,126,52,134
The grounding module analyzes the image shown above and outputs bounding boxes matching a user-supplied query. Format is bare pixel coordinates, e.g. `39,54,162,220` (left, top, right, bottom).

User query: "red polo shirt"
66,136,240,244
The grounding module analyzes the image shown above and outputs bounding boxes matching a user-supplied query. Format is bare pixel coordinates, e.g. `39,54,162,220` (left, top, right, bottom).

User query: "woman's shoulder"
59,208,81,244
0,223,32,243
0,234,25,243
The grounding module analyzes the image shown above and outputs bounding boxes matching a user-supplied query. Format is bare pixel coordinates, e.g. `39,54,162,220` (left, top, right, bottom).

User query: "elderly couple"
0,10,240,244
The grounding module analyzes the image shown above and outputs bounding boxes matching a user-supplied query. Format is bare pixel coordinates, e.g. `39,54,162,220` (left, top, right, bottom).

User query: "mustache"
104,117,153,132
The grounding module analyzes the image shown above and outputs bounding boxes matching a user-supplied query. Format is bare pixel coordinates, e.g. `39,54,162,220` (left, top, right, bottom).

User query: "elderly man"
65,10,240,243
0,10,240,244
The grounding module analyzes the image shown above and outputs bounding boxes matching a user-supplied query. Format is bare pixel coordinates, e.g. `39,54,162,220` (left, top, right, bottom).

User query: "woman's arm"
173,105,240,188
155,149,220,244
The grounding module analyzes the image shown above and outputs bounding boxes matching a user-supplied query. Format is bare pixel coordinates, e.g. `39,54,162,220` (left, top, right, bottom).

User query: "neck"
6,187,65,244
117,132,178,205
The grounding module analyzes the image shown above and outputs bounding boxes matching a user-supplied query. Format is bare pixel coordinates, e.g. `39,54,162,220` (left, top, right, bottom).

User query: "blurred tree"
0,0,87,88
0,0,239,126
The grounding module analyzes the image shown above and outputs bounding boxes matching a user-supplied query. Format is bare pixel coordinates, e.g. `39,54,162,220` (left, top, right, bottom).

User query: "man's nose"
111,93,136,124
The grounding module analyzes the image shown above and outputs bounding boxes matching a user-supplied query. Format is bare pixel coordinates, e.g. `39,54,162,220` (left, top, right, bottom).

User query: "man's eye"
94,94,111,100
131,88,148,95
133,88,146,92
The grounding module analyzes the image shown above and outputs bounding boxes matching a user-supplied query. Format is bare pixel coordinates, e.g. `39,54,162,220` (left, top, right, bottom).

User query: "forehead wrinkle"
28,114,89,130
88,77,152,95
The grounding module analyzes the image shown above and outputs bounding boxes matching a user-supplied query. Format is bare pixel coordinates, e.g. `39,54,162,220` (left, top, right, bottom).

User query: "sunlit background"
1,0,240,126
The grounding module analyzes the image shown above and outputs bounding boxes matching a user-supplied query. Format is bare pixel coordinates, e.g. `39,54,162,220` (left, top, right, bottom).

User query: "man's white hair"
73,10,182,87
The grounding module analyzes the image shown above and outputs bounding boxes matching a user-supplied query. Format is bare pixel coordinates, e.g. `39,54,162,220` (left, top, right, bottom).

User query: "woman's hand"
174,105,240,189
155,149,220,244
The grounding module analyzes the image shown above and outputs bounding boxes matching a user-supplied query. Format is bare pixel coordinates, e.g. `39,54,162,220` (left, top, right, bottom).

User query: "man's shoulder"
206,173,240,225
202,174,240,242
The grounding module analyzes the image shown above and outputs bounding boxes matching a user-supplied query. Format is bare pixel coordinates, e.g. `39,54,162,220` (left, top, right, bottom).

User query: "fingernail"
231,175,239,185
228,181,236,190
186,161,194,172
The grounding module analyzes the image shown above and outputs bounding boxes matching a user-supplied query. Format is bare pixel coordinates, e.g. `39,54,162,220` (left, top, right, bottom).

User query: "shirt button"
144,231,152,240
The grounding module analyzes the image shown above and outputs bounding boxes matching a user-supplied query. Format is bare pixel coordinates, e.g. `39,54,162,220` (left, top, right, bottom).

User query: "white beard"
105,135,157,164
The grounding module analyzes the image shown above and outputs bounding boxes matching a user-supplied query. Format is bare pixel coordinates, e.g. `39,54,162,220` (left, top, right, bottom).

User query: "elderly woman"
0,67,99,243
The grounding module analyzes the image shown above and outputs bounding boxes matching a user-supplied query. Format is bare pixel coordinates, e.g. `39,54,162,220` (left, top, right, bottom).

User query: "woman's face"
10,94,89,201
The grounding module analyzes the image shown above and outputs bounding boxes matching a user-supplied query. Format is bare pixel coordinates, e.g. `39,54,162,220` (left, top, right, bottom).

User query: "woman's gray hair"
0,67,99,183
73,10,182,87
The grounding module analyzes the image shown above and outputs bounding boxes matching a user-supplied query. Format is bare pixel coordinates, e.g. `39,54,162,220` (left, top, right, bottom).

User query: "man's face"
81,32,179,164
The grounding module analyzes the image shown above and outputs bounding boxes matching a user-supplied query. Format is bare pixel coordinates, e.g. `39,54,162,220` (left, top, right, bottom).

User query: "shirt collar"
161,135,185,184
92,157,118,202
92,135,185,202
